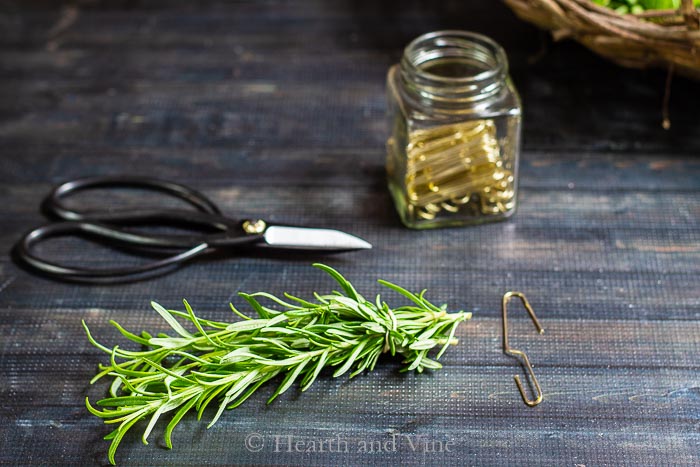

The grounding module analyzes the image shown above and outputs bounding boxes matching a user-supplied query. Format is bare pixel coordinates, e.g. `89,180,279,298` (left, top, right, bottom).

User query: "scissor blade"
263,226,372,251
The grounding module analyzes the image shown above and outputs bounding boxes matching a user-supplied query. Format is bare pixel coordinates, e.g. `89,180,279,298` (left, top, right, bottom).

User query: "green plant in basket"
594,0,699,13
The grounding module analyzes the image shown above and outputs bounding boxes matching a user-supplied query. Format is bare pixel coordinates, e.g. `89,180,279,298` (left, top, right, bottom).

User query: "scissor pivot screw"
242,219,267,234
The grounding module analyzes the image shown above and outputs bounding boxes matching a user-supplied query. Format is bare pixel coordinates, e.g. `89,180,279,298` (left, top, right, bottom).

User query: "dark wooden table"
1,1,699,465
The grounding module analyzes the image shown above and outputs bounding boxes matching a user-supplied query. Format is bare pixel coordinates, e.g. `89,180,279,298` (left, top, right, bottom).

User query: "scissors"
14,176,371,283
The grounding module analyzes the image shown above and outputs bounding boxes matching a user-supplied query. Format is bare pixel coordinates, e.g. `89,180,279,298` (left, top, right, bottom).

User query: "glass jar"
386,30,522,229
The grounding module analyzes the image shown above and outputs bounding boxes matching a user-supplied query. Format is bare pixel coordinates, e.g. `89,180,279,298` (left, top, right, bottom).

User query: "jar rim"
402,30,508,84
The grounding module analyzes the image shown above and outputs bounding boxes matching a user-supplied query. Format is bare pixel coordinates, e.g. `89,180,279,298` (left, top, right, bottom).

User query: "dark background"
1,1,699,465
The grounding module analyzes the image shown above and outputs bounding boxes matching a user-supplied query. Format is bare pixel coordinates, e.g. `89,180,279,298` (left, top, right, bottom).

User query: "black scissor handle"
15,221,211,282
14,176,266,283
14,220,264,283
45,175,222,222
44,175,245,233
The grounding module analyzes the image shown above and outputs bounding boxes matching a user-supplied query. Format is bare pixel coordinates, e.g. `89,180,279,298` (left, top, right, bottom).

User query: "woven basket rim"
503,0,700,79
529,0,699,34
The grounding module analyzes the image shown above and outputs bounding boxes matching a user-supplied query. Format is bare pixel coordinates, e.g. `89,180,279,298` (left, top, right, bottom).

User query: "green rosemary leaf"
312,263,362,301
109,320,151,346
248,292,305,311
228,302,251,321
377,280,428,308
142,399,176,445
419,357,442,369
107,414,143,465
183,300,216,347
225,318,273,332
164,397,198,449
300,348,330,391
207,370,260,428
196,384,227,420
436,316,468,359
82,321,113,355
219,347,256,364
150,301,193,338
361,321,386,334
406,349,428,371
332,339,368,378
237,293,270,319
283,292,320,308
96,396,159,407
147,337,192,349
85,264,470,465
409,338,439,350
227,375,275,410
268,359,310,403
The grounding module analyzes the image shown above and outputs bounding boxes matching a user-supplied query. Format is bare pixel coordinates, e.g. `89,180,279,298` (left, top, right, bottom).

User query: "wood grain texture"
0,0,698,465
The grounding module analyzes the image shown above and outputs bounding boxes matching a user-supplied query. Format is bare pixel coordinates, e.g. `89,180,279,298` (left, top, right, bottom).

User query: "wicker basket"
503,0,700,79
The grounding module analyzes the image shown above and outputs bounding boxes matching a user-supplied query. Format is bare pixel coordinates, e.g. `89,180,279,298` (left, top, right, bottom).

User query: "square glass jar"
386,31,522,229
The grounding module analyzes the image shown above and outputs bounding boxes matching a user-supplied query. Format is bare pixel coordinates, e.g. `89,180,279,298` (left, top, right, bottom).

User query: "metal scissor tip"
263,226,372,251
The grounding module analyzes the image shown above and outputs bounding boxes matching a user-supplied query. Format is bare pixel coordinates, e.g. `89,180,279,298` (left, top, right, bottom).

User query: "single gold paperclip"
502,291,544,407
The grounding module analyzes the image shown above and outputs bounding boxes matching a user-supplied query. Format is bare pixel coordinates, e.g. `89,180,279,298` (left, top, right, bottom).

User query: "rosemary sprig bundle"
84,264,470,464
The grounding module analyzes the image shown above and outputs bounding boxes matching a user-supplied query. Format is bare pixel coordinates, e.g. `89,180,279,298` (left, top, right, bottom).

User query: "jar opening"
399,30,509,107
404,30,507,83
419,59,490,80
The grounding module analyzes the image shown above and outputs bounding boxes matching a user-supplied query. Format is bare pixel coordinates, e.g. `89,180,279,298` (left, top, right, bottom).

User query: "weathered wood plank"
1,145,699,190
2,79,699,154
2,354,699,464
2,3,700,156
0,257,698,321
2,406,698,465
3,308,700,370
2,181,698,227
0,0,698,465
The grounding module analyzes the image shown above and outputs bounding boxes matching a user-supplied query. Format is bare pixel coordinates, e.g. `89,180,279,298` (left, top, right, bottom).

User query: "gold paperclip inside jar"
386,31,522,229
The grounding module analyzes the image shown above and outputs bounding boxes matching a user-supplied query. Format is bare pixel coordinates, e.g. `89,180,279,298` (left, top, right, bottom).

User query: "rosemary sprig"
84,264,470,464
